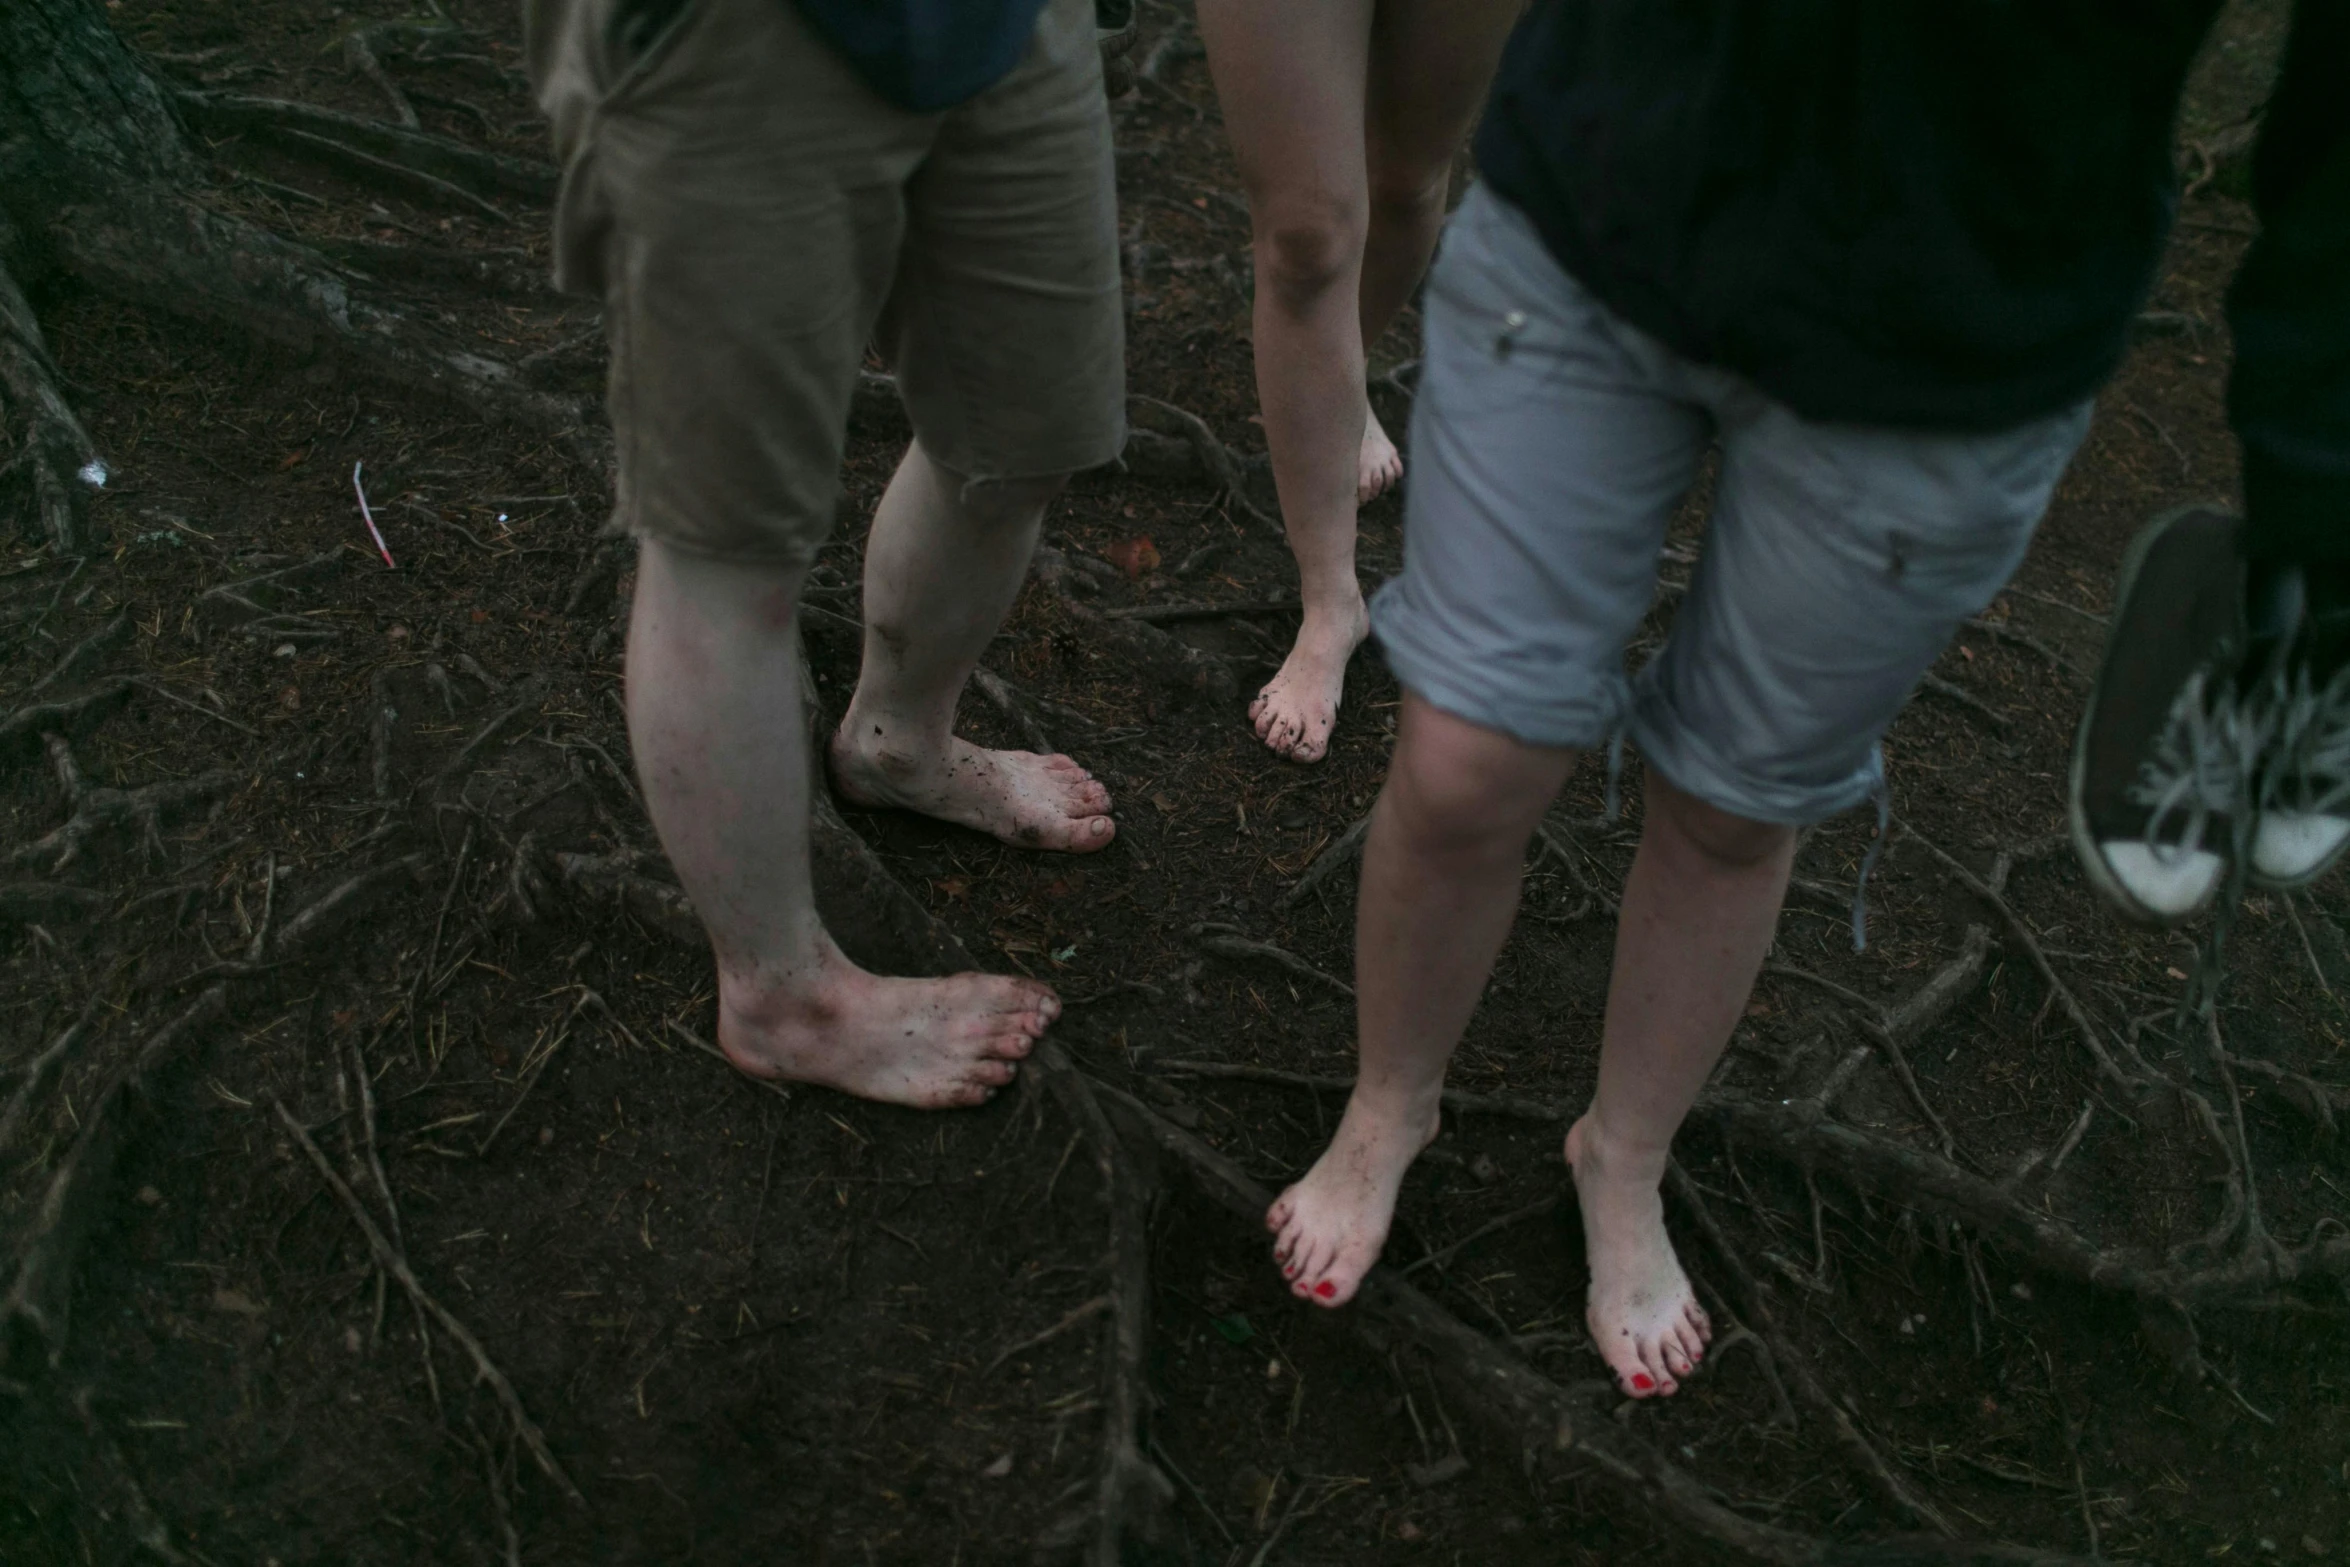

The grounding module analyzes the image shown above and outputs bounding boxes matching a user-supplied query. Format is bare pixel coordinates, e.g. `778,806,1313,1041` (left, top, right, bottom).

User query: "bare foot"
1358,406,1403,506
719,947,1057,1109
1265,1090,1441,1307
1565,1115,1712,1398
1250,594,1369,764
831,726,1116,852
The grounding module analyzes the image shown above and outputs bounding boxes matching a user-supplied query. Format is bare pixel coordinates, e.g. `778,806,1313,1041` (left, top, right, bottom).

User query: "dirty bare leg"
1270,695,1573,1302
1571,773,1792,1396
1200,0,1374,764
627,539,1058,1109
831,441,1116,852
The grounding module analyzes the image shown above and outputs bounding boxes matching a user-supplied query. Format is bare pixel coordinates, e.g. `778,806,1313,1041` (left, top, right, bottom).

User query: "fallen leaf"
212,1287,265,1317
1103,536,1159,579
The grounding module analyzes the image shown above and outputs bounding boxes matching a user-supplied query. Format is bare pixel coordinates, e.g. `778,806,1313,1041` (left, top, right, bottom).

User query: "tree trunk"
0,0,579,552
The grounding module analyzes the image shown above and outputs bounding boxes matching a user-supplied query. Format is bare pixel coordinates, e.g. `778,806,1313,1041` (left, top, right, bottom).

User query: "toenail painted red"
1630,1373,1654,1392
1314,1281,1336,1299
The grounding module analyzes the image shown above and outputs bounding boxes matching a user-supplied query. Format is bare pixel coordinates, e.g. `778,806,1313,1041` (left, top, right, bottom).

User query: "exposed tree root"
275,1102,584,1505
174,91,556,204
26,612,128,697
1915,671,2010,732
1098,1083,2093,1566
1283,811,1371,907
1667,1161,1956,1536
1149,1052,2348,1316
1901,828,2146,1095
1034,546,1237,709
1101,596,1295,624
1126,393,1277,531
1,853,429,1370
1,984,227,1368
0,253,105,552
1191,920,1352,998
49,185,586,445
8,734,235,873
0,676,133,764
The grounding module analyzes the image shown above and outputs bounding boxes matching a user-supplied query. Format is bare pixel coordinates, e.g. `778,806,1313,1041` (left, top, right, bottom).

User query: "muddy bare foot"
719,950,1058,1110
1250,594,1368,764
1359,405,1403,506
1565,1114,1712,1397
1265,1089,1441,1307
830,726,1115,852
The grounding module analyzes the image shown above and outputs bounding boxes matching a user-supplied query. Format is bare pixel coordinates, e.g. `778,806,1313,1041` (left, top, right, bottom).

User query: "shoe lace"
2261,661,2350,818
2126,668,2263,861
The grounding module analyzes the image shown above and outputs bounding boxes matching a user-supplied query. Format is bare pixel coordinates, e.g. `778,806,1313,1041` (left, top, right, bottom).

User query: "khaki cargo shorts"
526,0,1127,565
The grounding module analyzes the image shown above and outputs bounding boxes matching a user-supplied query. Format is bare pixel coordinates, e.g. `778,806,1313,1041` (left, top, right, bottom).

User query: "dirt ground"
2,1,2346,1563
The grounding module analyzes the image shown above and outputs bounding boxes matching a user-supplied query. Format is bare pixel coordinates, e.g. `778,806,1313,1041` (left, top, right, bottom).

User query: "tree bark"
0,0,582,550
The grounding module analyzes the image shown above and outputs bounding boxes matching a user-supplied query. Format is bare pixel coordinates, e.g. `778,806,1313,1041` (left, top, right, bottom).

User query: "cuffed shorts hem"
1370,575,1625,752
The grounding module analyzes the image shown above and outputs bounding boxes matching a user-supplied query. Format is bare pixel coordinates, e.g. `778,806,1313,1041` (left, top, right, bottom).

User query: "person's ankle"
1568,1110,1671,1187
1344,1074,1444,1140
1295,583,1369,637
833,701,947,769
719,947,862,1040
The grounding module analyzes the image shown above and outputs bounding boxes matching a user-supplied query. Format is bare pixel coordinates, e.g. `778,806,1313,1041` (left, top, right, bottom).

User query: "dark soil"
3,1,2346,1563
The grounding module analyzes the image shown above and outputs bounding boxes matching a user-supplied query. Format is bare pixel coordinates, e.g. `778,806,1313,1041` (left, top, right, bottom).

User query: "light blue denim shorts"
1373,184,2094,825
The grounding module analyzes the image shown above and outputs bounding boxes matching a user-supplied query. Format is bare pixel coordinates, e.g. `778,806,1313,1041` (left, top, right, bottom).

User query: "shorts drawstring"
1850,766,1892,953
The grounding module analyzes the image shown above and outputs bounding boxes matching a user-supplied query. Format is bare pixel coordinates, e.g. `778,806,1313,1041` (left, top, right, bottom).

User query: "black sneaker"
2070,505,2256,923
2248,566,2350,888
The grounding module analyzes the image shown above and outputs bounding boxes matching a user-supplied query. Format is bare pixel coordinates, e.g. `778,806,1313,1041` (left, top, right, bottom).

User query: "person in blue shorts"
1262,2,2349,1403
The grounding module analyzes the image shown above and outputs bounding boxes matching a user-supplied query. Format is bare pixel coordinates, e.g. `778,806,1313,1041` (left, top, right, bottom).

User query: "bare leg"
1201,0,1373,764
1353,0,1519,503
1269,696,1572,1300
1570,775,1792,1397
627,539,1058,1109
831,441,1117,852
1200,0,1518,763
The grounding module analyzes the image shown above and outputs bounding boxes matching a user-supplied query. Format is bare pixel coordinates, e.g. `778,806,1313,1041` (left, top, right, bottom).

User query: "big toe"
1605,1339,1664,1398
1299,1251,1361,1307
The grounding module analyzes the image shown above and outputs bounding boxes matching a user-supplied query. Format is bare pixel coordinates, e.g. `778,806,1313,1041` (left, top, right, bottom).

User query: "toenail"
1630,1373,1654,1392
1314,1280,1335,1299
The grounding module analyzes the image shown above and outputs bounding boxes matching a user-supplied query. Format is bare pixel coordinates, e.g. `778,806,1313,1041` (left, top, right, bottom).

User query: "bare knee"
1253,197,1367,309
1383,703,1569,863
1645,779,1793,871
1365,163,1448,241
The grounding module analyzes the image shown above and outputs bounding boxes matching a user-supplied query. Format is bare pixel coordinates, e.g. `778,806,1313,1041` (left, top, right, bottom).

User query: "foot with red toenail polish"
1567,1115,1712,1398
1264,1087,1441,1308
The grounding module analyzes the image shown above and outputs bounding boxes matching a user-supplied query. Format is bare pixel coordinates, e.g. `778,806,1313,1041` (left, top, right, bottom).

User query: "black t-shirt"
791,0,1051,111
1475,0,2349,562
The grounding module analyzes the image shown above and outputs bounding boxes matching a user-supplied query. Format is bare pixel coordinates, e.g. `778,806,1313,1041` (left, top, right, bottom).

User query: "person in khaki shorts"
527,0,1124,1107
